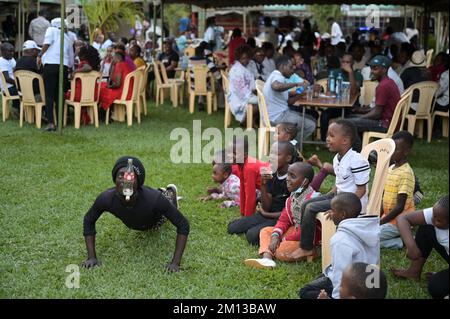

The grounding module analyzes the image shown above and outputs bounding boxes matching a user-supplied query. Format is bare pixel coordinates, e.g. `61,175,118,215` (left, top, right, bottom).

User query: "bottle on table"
328,71,335,94
123,158,135,201
335,73,343,98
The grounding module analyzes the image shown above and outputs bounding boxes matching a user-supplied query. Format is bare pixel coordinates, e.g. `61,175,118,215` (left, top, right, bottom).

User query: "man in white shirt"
38,18,75,131
204,17,216,51
327,17,344,46
0,42,19,114
263,55,316,141
101,32,116,50
28,14,51,47
261,42,276,78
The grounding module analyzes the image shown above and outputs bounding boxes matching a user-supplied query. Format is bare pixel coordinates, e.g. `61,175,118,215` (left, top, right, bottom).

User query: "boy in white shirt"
0,42,19,115
289,119,370,261
391,195,449,299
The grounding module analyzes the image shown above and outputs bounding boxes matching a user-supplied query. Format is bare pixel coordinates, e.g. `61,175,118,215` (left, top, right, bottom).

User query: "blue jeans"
380,223,403,249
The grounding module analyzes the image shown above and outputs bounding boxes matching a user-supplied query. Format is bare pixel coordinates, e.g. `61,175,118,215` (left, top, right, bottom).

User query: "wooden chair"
255,79,276,159
63,71,102,129
426,49,434,68
222,70,252,130
13,70,46,128
188,65,216,115
153,61,174,106
106,69,141,126
404,81,439,143
138,64,151,116
359,80,378,106
316,138,396,271
432,110,449,138
159,61,184,107
362,89,411,146
1,71,20,122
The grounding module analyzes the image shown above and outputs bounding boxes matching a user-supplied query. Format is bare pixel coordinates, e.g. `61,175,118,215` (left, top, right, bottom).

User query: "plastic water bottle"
328,71,335,94
123,158,135,201
336,73,343,98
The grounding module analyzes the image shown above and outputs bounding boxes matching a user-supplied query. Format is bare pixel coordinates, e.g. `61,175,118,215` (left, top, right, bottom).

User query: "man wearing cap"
348,55,401,135
400,50,432,113
15,40,43,74
0,42,19,116
15,40,44,105
82,156,190,272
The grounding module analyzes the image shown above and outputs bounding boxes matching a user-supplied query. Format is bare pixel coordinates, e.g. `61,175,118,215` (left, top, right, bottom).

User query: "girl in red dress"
99,50,133,112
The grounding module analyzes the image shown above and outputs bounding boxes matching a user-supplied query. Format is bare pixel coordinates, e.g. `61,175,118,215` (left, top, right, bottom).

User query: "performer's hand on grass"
82,257,101,269
166,262,180,272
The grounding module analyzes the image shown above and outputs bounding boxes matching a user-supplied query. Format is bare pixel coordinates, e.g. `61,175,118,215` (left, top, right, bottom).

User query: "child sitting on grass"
299,192,380,299
380,131,416,249
318,262,387,299
230,137,268,217
290,119,371,261
199,162,240,208
275,122,334,192
391,195,449,299
228,141,291,245
244,162,320,268
204,149,240,196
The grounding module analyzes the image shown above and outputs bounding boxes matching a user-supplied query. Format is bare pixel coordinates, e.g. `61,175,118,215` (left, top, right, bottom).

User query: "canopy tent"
162,0,449,11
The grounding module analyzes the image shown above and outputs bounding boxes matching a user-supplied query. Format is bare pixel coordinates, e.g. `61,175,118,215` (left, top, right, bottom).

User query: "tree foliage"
81,0,143,42
308,5,342,35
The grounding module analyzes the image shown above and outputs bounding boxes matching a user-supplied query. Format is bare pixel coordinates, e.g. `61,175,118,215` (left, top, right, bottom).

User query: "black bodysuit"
83,187,190,236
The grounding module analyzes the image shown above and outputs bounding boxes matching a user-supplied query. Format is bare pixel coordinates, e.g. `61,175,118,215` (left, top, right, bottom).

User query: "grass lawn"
0,100,448,299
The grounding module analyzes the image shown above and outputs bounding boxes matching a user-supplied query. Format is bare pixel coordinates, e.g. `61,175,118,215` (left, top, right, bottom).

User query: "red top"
99,61,133,110
375,76,401,128
273,196,321,244
429,64,446,82
237,156,269,216
228,37,246,65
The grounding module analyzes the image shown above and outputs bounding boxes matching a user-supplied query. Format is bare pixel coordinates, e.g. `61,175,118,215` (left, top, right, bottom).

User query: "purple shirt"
125,55,136,71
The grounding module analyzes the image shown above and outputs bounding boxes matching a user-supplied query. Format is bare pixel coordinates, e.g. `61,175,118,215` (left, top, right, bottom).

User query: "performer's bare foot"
390,268,421,281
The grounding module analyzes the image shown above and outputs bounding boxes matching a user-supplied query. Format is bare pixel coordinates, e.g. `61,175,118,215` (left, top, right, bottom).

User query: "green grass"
0,100,448,299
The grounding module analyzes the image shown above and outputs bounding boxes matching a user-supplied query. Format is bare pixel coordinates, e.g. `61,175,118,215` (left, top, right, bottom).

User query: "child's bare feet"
288,247,316,262
390,268,421,281
308,154,323,169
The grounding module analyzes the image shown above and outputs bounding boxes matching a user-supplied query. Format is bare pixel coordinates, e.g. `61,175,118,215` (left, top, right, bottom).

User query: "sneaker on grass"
244,258,276,269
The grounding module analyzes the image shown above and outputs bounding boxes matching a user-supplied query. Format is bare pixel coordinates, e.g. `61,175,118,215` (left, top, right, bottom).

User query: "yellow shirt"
382,163,415,225
134,57,146,69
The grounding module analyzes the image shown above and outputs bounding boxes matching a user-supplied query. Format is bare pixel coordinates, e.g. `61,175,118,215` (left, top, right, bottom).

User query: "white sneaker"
244,258,276,269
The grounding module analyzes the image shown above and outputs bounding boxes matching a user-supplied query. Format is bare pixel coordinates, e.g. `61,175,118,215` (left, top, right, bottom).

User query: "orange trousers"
259,226,300,262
